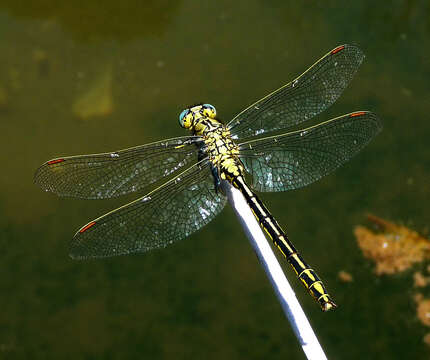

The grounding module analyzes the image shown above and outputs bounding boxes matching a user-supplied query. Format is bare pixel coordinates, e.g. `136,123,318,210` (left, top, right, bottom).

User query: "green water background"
0,1,429,358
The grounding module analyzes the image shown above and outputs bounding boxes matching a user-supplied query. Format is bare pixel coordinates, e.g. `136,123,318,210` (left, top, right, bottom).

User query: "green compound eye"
178,109,190,127
202,104,216,118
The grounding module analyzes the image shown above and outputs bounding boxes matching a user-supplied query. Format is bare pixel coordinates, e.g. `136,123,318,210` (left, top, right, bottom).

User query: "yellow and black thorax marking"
204,126,243,183
178,104,244,182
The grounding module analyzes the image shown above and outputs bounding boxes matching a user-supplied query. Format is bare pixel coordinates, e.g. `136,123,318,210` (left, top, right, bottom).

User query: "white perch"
221,181,328,360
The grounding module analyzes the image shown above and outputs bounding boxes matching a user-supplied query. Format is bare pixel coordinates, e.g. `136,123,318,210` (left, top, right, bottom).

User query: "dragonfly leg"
211,165,222,193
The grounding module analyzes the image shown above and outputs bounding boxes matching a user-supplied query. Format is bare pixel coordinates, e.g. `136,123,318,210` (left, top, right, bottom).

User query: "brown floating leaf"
414,272,430,288
355,214,430,275
423,333,430,347
417,298,430,327
338,270,353,283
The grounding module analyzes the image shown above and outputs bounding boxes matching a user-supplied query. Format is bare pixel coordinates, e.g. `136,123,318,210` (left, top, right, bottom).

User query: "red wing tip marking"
79,221,96,233
47,158,65,165
350,111,367,117
331,45,345,55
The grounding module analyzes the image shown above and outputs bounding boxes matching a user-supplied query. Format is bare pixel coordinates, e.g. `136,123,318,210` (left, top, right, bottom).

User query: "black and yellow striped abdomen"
231,175,337,311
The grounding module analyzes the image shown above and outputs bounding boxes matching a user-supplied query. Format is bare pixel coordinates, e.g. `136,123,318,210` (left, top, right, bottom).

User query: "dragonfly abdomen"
231,175,337,312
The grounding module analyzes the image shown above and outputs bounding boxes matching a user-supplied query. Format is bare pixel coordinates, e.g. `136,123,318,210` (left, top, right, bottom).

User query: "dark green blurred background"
1,1,429,359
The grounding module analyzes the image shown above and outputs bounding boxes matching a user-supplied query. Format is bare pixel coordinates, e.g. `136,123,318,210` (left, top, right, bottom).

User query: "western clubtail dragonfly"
35,44,382,311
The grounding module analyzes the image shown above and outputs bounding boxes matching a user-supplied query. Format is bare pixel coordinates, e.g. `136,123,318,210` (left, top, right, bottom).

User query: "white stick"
221,181,328,360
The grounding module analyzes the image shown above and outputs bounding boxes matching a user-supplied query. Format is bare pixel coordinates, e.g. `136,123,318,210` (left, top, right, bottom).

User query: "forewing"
227,45,364,139
34,136,202,199
70,160,226,259
239,112,382,192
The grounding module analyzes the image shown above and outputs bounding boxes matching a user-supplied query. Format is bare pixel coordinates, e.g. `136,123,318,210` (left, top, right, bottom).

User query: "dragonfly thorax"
179,104,243,182
204,126,243,183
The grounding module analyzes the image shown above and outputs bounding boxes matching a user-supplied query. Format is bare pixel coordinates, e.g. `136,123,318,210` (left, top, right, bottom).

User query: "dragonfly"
35,44,382,311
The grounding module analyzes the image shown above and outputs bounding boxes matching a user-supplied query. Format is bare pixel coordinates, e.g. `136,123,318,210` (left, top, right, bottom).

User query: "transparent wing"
34,136,202,199
70,160,226,259
227,45,364,139
239,112,382,192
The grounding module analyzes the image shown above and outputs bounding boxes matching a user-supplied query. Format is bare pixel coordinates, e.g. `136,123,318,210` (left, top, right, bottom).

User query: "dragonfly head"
179,104,217,131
